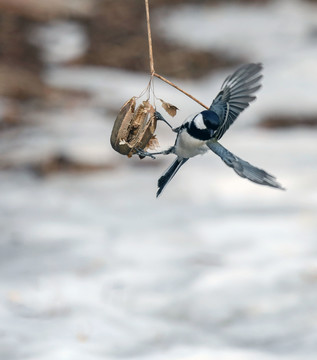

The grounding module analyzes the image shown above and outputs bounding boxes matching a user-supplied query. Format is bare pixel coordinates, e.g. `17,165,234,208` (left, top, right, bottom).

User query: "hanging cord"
144,0,208,110
145,0,155,76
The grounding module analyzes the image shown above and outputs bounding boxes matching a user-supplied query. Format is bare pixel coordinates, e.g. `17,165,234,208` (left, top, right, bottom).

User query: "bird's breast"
174,130,209,158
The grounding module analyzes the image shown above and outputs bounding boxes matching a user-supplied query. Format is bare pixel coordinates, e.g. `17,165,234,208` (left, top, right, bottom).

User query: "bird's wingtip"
278,184,286,191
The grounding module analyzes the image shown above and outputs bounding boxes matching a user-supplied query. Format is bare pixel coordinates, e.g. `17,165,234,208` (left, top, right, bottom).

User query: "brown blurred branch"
0,0,95,20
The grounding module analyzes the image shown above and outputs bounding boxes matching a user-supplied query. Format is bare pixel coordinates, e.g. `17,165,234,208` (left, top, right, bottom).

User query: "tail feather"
207,141,285,190
157,158,188,197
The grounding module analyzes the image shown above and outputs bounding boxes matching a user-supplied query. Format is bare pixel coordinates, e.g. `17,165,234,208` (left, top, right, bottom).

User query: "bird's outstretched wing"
207,140,284,190
210,63,263,140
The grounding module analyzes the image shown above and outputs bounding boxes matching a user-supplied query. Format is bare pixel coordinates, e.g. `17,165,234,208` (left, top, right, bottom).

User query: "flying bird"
139,63,284,197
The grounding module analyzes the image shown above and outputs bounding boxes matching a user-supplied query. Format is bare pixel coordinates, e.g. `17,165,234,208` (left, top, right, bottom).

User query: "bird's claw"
154,111,174,130
135,148,156,159
172,126,181,133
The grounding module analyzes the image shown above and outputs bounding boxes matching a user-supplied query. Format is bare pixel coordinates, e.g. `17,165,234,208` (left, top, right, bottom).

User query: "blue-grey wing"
210,63,263,140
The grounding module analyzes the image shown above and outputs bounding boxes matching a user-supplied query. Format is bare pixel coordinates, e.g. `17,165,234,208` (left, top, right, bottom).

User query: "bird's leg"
135,146,175,159
155,111,173,129
154,111,179,132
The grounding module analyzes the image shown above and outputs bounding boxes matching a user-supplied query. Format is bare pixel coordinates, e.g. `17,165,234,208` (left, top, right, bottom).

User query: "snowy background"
1,0,317,359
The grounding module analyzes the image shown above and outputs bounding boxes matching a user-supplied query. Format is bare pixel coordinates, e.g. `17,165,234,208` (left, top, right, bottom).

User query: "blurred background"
0,0,317,359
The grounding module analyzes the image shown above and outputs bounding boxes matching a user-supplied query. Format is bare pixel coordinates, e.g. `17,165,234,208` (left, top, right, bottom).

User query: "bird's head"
200,110,219,130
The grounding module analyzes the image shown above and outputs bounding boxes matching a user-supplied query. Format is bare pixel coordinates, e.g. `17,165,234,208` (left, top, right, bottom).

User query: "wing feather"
210,63,263,140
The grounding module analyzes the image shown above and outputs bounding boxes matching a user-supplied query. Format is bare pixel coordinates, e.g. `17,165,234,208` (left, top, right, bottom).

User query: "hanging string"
144,0,208,110
145,0,155,75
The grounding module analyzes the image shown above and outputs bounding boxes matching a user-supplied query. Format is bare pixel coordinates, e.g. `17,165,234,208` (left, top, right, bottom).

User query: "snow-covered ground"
1,1,317,359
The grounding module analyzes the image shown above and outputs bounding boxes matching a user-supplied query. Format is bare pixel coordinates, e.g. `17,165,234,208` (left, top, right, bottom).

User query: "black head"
201,110,220,130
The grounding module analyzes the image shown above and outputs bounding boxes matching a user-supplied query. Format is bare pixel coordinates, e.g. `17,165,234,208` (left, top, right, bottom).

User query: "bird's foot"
154,111,173,130
135,148,156,159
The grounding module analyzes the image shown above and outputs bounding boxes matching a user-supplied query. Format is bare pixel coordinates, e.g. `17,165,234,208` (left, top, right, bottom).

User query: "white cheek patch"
193,113,206,130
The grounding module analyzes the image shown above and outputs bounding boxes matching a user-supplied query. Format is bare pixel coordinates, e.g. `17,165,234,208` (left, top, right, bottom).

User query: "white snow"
29,20,89,64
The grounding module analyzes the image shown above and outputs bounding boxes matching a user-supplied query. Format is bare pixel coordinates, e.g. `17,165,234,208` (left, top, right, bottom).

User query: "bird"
139,63,284,197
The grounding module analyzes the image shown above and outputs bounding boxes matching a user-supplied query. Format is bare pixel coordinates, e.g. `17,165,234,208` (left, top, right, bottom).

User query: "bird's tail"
207,141,284,190
157,158,188,197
